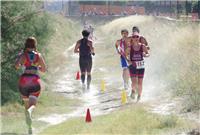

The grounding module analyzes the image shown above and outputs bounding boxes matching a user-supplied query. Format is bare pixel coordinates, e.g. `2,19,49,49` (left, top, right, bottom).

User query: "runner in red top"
115,29,130,90
15,37,46,134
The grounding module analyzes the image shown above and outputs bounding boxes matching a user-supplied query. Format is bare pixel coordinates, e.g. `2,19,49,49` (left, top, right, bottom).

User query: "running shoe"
137,95,141,102
130,91,135,100
82,83,86,90
87,84,90,90
28,127,32,135
25,110,32,127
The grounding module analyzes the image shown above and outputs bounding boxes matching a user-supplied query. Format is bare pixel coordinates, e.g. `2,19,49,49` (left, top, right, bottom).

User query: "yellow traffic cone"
121,90,127,104
101,80,105,92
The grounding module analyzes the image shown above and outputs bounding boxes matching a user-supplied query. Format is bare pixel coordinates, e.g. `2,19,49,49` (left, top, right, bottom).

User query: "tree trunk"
198,0,200,19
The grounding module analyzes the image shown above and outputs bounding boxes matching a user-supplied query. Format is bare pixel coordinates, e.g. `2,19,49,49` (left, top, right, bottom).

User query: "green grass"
39,104,195,135
1,90,80,135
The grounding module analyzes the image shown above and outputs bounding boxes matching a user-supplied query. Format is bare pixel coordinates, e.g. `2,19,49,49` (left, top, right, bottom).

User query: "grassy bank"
39,104,197,135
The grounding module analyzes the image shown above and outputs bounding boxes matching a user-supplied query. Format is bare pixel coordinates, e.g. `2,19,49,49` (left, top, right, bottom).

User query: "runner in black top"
74,30,95,90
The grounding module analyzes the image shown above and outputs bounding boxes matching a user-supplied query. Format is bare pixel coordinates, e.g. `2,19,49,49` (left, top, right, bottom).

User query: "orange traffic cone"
85,108,92,122
76,71,80,80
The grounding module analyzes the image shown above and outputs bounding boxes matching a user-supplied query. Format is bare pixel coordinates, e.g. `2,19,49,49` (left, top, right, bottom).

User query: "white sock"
28,105,35,114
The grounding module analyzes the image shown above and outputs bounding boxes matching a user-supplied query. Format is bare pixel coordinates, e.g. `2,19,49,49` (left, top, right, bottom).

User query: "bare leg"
81,72,86,84
24,99,29,110
124,68,130,89
87,72,91,89
28,96,37,116
23,99,33,134
130,77,137,99
137,78,144,101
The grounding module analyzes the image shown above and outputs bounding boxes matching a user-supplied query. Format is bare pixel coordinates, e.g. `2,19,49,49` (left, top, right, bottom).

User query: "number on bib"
135,60,145,69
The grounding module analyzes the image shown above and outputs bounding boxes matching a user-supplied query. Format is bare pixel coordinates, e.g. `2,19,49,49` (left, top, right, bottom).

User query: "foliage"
1,1,53,105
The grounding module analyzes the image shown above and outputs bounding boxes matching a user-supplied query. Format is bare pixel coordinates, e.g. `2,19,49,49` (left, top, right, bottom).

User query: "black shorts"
128,65,145,78
79,56,92,73
18,74,41,99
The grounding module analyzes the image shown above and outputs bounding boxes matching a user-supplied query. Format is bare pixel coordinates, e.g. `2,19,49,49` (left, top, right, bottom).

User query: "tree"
1,1,52,105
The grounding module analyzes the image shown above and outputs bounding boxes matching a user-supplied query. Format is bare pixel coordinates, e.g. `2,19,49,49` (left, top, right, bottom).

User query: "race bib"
135,60,145,69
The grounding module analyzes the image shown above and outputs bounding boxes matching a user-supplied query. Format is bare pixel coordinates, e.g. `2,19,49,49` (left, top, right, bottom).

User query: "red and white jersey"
118,39,126,56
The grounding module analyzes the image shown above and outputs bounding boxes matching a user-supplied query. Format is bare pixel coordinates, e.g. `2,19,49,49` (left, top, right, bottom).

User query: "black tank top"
79,38,91,57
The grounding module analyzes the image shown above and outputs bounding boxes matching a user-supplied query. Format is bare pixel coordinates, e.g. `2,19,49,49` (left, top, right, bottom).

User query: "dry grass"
39,105,195,135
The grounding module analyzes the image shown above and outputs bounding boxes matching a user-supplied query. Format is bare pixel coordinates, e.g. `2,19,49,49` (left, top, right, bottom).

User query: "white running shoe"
136,95,141,102
82,83,86,90
27,105,35,119
87,84,90,90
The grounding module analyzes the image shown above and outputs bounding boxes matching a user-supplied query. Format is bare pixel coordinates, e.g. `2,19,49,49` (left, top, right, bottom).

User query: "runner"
88,25,94,40
132,26,150,51
15,37,46,134
126,26,150,53
115,29,130,90
83,21,89,31
74,30,95,90
83,22,94,41
125,32,150,102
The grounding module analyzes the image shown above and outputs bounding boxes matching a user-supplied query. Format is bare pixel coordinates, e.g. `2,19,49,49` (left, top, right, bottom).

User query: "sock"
81,74,85,84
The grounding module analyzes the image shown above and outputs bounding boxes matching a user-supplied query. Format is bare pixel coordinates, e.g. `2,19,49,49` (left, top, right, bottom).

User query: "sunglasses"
132,35,139,38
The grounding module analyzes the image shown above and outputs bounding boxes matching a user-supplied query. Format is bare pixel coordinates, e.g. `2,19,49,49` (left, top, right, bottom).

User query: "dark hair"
121,29,128,34
24,37,37,51
132,26,140,33
82,30,90,37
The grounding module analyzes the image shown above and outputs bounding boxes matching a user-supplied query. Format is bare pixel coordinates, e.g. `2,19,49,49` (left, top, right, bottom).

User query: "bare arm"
125,43,132,65
125,37,132,61
140,37,150,50
88,41,95,55
38,53,46,72
125,37,131,50
74,41,80,53
142,45,150,57
115,40,121,54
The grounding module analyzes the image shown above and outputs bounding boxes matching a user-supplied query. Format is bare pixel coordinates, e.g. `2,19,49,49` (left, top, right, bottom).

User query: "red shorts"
18,74,41,99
